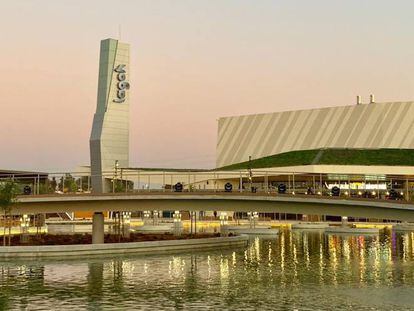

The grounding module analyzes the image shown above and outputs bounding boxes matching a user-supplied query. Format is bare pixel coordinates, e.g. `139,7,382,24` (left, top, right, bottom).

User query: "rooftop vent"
370,94,375,104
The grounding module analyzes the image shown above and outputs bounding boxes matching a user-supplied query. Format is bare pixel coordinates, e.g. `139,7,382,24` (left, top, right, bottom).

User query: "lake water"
0,229,413,310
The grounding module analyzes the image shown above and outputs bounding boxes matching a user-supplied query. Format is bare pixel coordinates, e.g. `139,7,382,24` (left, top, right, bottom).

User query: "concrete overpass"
14,192,414,244
14,192,414,222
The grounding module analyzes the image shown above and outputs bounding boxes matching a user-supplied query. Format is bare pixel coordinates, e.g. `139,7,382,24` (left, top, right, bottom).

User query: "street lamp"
248,211,258,228
20,214,30,243
219,212,228,236
253,211,258,228
143,210,151,225
122,211,131,238
112,160,119,193
219,212,228,226
20,214,29,231
153,210,159,225
248,156,253,192
122,212,131,225
173,211,182,236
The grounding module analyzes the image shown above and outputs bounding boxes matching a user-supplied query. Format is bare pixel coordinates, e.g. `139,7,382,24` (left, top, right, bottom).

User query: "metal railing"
0,169,413,203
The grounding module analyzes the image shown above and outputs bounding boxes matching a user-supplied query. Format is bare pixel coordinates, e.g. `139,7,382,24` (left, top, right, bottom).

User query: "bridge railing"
1,169,413,203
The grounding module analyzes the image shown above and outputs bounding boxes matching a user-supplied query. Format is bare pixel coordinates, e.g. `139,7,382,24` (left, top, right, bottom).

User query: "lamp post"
153,210,159,225
112,160,119,193
173,211,182,236
143,210,151,225
20,214,30,243
122,211,131,238
248,156,253,192
219,212,228,236
253,211,258,228
248,211,258,228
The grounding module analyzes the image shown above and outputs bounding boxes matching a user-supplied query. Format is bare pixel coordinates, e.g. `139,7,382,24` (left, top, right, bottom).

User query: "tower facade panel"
90,39,130,192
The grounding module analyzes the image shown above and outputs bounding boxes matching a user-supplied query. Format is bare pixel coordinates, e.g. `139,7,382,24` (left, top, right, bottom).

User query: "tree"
114,180,125,193
58,174,78,193
0,180,20,246
64,176,78,193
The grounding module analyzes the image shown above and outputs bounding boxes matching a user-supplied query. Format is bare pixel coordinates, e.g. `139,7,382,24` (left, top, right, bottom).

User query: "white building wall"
216,102,414,168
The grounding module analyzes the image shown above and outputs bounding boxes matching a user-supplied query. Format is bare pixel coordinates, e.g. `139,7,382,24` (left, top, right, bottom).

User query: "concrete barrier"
0,235,249,259
324,226,380,235
133,224,174,233
393,223,414,232
226,226,279,235
292,222,330,230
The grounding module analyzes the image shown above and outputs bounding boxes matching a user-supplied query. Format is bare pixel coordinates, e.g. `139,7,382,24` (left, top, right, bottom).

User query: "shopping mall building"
216,98,414,172
211,98,414,199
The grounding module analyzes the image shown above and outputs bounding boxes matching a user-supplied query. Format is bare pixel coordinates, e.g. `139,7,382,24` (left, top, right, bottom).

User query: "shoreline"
0,234,249,259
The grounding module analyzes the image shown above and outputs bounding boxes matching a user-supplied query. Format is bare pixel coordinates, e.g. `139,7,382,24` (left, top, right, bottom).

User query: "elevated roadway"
14,192,414,222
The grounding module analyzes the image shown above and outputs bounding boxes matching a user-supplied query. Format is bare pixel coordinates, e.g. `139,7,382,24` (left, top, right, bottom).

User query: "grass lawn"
218,148,414,170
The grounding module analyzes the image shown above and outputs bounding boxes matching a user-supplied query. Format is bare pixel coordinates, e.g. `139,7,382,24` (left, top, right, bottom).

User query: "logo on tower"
113,64,130,103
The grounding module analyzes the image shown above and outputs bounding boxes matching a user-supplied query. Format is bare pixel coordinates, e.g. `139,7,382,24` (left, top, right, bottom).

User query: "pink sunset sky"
1,0,414,172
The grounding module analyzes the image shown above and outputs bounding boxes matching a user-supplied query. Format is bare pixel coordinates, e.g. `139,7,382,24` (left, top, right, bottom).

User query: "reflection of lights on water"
319,244,324,283
303,234,310,268
243,250,248,265
280,233,285,273
399,233,411,260
402,233,410,262
9,230,414,303
278,232,286,288
359,240,366,284
411,233,414,258
369,239,381,284
220,257,229,283
207,255,211,279
168,257,185,279
357,236,364,248
268,242,273,266
385,238,392,264
342,239,350,262
328,235,338,285
293,244,298,279
121,261,135,277
254,237,260,261
246,237,261,262
4,229,414,310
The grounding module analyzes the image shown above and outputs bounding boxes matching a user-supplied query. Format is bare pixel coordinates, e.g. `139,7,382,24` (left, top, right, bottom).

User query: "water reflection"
1,230,414,310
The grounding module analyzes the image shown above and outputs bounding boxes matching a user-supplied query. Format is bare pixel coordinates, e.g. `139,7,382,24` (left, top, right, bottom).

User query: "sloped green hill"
218,148,414,170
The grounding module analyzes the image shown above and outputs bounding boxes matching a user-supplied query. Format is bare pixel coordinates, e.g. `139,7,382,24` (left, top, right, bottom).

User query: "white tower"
90,38,130,193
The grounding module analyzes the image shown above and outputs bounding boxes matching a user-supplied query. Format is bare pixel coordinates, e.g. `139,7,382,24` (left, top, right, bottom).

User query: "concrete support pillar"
92,212,105,244
405,179,410,202
239,172,243,193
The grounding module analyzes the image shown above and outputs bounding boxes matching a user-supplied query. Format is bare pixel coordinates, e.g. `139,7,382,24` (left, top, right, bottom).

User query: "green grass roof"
218,148,414,170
